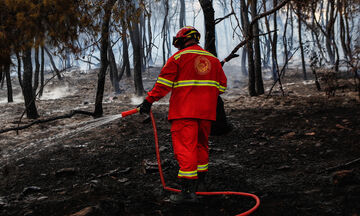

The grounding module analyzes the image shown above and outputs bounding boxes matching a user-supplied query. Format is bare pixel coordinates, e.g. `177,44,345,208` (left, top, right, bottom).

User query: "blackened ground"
0,68,359,216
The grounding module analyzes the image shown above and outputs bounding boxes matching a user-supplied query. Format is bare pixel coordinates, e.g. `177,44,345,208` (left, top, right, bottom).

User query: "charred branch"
221,30,277,64
0,110,95,135
223,0,290,64
267,47,300,98
215,12,235,25
324,157,360,173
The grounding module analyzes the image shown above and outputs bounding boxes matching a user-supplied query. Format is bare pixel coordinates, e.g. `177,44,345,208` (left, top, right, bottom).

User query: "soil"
0,67,359,216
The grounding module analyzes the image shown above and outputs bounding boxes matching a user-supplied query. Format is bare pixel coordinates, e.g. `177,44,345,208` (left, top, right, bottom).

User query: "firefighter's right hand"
137,99,152,114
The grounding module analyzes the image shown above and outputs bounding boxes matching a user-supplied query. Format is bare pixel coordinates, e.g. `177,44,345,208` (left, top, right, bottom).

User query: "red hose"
149,111,260,216
121,108,140,118
121,109,260,215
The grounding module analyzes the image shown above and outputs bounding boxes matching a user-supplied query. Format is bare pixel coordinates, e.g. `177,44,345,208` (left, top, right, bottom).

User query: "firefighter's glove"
138,99,152,114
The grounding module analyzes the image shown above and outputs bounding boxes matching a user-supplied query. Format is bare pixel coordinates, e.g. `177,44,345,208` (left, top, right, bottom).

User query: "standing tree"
199,0,217,56
251,0,264,95
94,0,118,117
39,46,45,97
263,0,279,81
44,47,62,80
179,0,186,28
22,49,39,118
240,0,257,96
0,0,96,119
144,1,154,66
296,2,307,80
108,36,121,93
121,20,131,78
127,0,145,96
161,0,170,65
33,46,40,96
225,0,291,96
3,57,13,103
113,2,132,79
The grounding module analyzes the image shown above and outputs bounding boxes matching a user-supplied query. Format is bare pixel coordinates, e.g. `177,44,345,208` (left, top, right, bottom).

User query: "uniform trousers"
171,119,211,179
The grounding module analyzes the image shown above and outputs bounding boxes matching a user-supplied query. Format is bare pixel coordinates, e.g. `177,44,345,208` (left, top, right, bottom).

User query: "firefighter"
138,26,227,203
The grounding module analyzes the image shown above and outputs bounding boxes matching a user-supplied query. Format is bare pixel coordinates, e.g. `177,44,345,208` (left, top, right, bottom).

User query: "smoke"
40,85,74,100
0,93,24,104
0,85,75,105
130,96,144,105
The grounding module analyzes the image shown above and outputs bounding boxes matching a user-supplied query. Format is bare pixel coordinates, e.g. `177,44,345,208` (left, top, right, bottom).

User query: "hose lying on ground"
121,108,260,216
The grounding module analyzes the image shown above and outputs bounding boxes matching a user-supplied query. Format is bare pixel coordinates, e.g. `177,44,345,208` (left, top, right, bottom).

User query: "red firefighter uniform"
146,44,227,179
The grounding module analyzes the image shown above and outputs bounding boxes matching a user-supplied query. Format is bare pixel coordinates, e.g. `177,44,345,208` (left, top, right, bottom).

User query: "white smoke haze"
0,93,24,104
40,85,75,100
0,84,75,105
130,96,144,105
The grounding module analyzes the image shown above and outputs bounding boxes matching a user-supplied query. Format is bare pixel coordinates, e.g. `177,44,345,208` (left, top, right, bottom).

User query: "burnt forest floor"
0,66,359,216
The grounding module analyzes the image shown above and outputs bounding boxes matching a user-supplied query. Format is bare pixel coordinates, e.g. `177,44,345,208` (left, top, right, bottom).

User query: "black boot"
197,172,207,192
170,179,198,204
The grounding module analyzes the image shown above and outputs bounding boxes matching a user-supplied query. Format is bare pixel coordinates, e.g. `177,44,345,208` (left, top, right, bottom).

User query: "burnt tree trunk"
145,3,154,66
297,4,307,80
179,0,186,28
39,46,45,97
22,49,39,119
161,0,169,65
139,11,146,72
33,46,40,96
325,0,336,64
4,60,13,103
0,66,4,89
127,0,144,96
262,0,275,80
129,20,145,96
282,4,290,72
16,52,23,89
271,0,278,81
241,47,248,76
94,0,117,117
121,37,131,79
44,47,62,80
0,66,2,89
309,4,326,62
343,0,352,62
251,0,264,95
338,1,349,60
120,19,131,78
199,0,217,56
108,38,121,93
241,0,256,96
288,6,294,54
262,33,271,69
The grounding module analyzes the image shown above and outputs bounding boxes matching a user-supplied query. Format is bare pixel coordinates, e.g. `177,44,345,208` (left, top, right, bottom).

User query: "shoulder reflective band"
197,163,208,171
174,49,216,60
156,77,174,88
173,80,226,92
178,170,197,178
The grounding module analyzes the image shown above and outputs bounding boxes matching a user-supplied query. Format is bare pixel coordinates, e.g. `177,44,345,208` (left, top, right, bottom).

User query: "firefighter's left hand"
137,99,152,114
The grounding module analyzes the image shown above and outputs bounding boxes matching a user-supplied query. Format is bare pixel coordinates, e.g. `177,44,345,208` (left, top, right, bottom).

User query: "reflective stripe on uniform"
197,163,208,171
178,170,197,178
156,77,174,87
219,85,226,93
174,50,216,60
173,80,226,92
